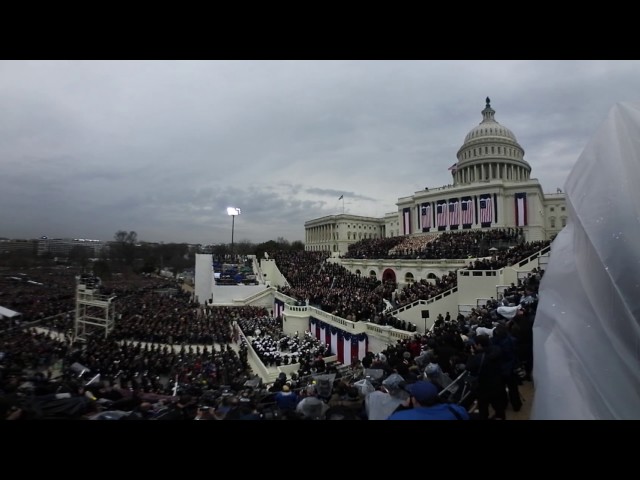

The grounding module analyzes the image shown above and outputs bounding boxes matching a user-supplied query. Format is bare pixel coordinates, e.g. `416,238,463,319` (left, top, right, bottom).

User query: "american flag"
448,200,459,226
403,208,411,235
437,202,447,227
461,198,473,225
480,196,493,224
515,192,527,226
421,204,431,228
273,300,284,319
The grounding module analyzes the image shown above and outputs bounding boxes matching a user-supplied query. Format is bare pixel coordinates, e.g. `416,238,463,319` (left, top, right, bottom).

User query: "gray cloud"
2,60,640,244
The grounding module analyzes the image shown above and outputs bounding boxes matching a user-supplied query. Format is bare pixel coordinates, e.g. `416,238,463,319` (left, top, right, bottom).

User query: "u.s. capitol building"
305,98,567,254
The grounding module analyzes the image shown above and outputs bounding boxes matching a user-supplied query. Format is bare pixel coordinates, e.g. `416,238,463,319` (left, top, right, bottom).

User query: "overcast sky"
2,60,639,245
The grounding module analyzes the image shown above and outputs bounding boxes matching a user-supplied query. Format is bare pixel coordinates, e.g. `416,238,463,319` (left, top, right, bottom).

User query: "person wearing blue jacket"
387,381,469,420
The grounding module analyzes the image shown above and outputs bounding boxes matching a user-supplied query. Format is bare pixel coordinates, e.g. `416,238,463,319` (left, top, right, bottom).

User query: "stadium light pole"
227,207,241,262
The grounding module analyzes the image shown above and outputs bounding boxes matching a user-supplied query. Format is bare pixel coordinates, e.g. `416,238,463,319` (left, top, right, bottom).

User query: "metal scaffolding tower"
74,275,117,342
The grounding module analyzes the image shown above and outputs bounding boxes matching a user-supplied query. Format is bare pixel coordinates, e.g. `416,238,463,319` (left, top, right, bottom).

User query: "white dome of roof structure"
453,97,531,185
463,104,518,144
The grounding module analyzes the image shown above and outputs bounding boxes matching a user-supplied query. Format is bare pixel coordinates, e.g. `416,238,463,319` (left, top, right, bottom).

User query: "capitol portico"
305,98,567,254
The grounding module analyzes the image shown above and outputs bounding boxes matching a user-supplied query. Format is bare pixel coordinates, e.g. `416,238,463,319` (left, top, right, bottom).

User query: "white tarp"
530,102,640,420
496,305,522,319
0,305,21,319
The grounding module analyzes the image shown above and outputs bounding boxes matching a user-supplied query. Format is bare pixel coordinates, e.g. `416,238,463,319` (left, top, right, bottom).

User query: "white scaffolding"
74,277,117,342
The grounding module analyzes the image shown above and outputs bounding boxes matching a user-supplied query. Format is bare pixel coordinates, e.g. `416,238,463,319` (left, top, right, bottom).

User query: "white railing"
340,258,468,266
252,257,265,284
274,290,298,305
308,306,362,331
390,285,458,314
517,245,551,268
458,304,475,315
365,323,413,341
284,303,415,343
239,286,275,305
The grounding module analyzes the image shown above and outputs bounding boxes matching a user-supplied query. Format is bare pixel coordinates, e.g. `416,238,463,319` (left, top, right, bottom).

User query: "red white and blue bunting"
309,317,368,366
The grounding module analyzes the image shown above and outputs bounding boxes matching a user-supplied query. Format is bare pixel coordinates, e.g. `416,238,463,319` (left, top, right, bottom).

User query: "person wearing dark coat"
492,325,523,412
466,334,507,420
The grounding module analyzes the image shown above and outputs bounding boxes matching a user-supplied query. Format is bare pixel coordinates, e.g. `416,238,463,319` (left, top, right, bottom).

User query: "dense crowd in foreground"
1,269,539,420
1,233,545,420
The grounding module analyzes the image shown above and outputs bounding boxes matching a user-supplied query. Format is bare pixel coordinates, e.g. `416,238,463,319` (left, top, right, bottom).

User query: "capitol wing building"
305,99,567,254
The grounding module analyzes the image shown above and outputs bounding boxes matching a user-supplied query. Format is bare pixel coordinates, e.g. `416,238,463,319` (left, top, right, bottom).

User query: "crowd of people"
251,329,331,368
393,271,458,310
275,251,397,324
344,228,524,260
1,263,540,421
1,229,548,420
0,267,78,323
0,323,258,420
273,232,549,321
465,241,550,270
185,270,539,421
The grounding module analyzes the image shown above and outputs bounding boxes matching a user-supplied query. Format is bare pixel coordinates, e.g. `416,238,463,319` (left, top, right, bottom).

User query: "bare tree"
112,230,138,267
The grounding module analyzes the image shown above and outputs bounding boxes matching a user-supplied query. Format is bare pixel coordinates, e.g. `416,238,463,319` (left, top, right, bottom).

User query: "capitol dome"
452,98,532,185
463,105,518,144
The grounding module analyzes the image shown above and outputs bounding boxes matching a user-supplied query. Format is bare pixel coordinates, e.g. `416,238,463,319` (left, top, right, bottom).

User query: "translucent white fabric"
497,305,522,320
531,102,640,419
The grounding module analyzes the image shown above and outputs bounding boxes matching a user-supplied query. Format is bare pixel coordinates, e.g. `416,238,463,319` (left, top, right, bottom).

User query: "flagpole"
342,196,345,214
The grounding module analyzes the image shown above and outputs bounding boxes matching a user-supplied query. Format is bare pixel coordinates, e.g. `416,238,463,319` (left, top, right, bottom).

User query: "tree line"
0,231,304,278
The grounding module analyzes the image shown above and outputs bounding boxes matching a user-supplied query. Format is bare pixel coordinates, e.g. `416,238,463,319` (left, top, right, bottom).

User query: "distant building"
305,98,566,254
304,214,385,254
37,238,105,257
0,238,38,255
